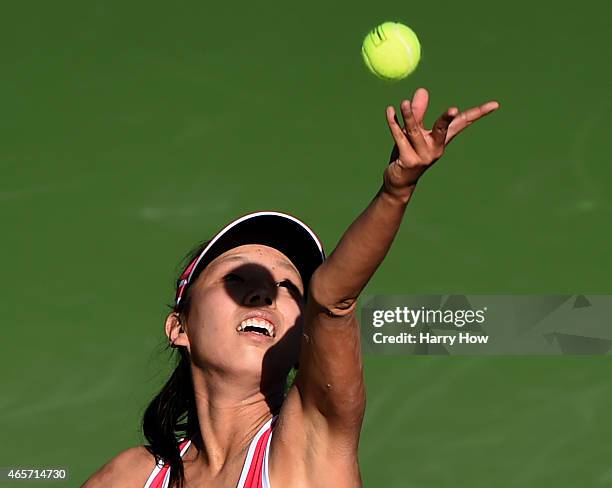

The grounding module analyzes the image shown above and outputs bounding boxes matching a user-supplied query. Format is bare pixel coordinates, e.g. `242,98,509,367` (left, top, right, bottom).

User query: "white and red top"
144,415,278,488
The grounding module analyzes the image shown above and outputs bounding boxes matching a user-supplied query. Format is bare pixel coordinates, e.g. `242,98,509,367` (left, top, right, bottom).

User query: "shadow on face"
220,260,304,412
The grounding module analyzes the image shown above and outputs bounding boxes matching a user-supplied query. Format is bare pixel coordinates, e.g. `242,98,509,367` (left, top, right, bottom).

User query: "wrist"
380,182,416,206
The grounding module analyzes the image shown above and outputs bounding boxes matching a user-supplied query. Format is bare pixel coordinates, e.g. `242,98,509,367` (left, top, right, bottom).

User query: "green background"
1,1,611,486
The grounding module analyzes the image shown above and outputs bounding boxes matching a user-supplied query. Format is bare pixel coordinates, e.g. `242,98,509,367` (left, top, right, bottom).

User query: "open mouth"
236,318,275,338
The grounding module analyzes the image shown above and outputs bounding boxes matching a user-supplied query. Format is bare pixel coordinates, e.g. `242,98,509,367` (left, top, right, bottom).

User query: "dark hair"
141,239,300,488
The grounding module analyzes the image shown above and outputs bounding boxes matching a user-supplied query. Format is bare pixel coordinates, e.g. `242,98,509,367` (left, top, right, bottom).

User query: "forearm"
297,180,413,421
309,181,416,311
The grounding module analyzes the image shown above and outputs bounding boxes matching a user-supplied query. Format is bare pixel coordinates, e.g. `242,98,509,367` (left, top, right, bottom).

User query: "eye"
224,273,243,282
277,279,301,294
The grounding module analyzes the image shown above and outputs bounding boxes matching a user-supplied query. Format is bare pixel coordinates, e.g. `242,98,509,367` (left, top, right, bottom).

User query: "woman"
83,88,499,487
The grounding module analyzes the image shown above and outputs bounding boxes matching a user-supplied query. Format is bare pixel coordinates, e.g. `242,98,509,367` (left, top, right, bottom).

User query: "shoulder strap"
261,419,276,488
143,438,192,488
236,416,278,488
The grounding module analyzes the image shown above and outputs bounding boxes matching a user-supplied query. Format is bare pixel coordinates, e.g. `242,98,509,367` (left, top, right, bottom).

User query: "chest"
180,448,262,488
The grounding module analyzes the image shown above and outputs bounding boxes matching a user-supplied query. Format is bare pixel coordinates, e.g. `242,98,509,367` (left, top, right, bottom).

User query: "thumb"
388,143,400,164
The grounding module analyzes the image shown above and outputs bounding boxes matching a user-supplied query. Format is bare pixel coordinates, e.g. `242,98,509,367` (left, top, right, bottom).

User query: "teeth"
236,318,275,337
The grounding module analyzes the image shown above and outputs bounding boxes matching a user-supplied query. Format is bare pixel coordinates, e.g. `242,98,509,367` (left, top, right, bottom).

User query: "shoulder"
81,445,156,488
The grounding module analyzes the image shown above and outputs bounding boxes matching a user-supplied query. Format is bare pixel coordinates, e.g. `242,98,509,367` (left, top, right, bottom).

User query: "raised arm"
294,88,500,431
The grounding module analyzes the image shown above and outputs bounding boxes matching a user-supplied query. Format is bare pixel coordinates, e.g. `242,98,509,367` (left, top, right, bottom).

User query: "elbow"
324,298,359,318
308,269,359,318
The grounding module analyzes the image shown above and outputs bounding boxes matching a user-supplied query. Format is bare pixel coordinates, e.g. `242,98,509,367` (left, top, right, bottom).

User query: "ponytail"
142,347,197,488
141,240,210,488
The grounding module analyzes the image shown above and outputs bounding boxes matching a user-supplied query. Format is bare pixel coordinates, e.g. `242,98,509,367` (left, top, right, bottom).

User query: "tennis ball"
361,21,421,81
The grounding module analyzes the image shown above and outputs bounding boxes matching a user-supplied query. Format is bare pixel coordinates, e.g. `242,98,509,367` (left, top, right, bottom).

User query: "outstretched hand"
383,87,499,198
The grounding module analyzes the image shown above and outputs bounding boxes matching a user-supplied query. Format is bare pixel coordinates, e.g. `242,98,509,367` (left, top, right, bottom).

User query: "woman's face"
176,244,305,384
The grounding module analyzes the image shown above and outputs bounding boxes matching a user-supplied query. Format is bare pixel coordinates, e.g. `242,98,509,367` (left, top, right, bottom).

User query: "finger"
446,101,500,145
410,87,429,128
400,100,428,156
431,107,459,148
385,106,418,160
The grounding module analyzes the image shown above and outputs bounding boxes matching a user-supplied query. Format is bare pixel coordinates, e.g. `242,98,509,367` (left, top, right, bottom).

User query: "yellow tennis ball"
361,21,421,81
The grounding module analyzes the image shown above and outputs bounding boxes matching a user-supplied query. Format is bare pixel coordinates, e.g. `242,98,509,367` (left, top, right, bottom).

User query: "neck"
186,365,284,474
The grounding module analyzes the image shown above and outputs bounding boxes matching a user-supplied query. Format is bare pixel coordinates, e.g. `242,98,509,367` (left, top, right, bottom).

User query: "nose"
243,284,275,307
